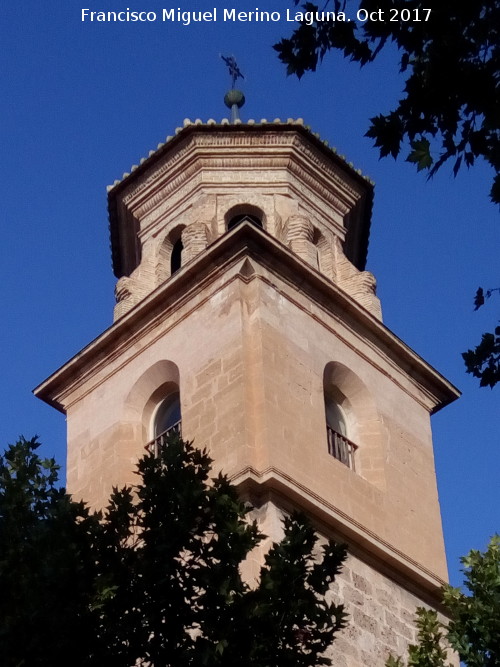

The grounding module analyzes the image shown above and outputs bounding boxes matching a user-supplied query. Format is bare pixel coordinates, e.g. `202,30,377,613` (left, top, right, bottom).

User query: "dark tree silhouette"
275,1,500,204
0,436,347,666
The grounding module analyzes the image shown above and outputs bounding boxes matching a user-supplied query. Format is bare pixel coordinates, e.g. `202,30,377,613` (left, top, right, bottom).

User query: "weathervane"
221,54,245,88
221,54,245,123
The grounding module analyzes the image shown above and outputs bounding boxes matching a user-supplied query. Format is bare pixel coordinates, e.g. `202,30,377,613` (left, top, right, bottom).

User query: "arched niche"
312,226,334,279
224,203,266,232
323,361,386,488
123,360,181,444
156,225,186,285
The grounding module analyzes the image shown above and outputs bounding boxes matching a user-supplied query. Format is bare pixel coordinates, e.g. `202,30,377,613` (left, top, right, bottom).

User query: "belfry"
35,99,459,663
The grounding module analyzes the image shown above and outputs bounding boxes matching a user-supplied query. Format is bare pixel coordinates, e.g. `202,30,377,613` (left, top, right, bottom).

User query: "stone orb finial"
224,89,245,109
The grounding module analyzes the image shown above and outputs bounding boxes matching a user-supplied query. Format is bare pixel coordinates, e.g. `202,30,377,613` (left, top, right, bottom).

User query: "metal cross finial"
221,54,244,88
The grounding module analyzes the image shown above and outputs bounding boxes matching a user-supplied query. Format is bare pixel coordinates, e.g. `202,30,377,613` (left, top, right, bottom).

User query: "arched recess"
123,360,181,446
312,227,334,279
224,203,266,232
323,361,386,488
155,225,186,285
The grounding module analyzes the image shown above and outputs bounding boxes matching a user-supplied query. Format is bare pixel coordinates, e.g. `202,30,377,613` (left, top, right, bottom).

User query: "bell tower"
35,117,459,665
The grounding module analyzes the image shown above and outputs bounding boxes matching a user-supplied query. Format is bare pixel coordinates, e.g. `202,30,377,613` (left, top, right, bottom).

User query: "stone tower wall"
60,240,449,581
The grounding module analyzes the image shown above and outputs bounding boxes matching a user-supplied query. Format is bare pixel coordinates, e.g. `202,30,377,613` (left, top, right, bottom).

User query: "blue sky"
2,0,499,586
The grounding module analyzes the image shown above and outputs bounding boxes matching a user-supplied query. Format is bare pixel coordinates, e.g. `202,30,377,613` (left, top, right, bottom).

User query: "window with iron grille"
324,394,357,470
146,392,181,456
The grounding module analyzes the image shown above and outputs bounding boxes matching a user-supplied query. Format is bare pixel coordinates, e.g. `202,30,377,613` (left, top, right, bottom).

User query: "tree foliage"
463,288,500,388
444,536,500,666
386,536,500,666
0,436,105,666
274,0,500,204
0,436,347,666
386,608,451,667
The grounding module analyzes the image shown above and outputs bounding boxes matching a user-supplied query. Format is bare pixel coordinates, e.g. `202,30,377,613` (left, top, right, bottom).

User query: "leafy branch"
274,0,500,204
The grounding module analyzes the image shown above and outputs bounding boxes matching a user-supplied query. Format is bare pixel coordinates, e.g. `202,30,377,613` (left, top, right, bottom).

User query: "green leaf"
407,139,433,172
